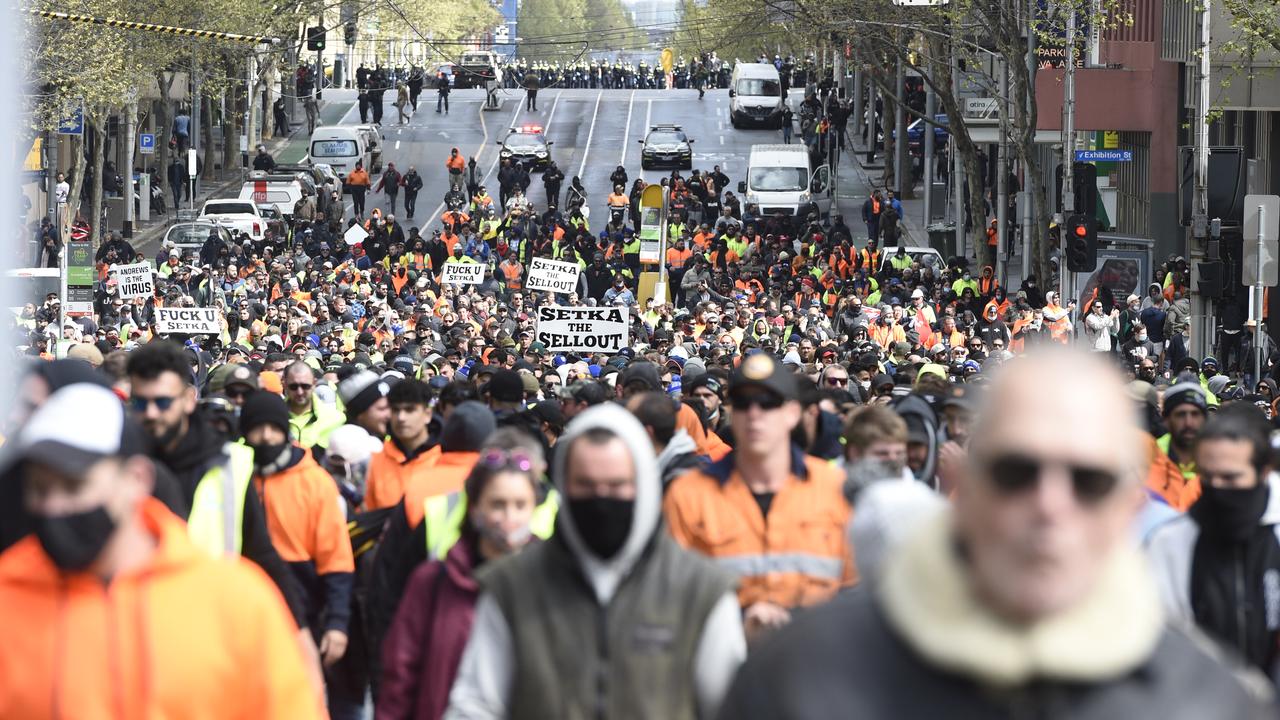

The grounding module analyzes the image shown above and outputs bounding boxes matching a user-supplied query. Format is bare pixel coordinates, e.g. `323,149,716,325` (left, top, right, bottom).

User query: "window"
204,202,256,215
736,79,780,96
748,167,807,192
311,139,358,157
647,131,686,145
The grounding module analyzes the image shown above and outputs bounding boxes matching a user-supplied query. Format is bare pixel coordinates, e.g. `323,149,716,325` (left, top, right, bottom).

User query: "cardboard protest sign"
114,262,154,300
536,305,629,353
155,307,221,334
344,223,369,246
441,262,484,285
525,257,581,294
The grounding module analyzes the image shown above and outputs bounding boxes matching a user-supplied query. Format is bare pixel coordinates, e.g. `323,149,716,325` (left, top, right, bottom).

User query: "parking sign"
139,133,155,154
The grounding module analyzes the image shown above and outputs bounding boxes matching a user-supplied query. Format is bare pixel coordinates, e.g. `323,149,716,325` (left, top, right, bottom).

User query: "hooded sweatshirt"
444,404,746,720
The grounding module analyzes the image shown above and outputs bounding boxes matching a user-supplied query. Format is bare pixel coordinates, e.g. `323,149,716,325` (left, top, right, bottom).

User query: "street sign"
57,104,84,136
139,133,155,154
1242,194,1280,287
187,148,197,178
1074,149,1132,162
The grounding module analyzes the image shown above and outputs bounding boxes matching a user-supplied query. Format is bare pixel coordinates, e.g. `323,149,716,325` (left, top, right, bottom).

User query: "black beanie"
239,391,291,437
441,401,496,453
487,369,526,403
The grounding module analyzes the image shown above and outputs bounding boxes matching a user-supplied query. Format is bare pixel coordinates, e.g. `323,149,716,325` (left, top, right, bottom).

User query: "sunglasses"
287,383,314,392
478,448,534,473
130,395,177,412
826,376,849,387
984,453,1118,505
730,393,785,411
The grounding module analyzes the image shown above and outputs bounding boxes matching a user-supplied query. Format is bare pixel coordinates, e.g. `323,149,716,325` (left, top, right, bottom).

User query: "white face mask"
471,513,533,553
859,380,871,392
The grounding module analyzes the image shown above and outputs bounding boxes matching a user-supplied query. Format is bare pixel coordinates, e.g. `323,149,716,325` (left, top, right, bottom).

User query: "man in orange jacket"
664,352,855,644
239,391,355,672
0,384,322,719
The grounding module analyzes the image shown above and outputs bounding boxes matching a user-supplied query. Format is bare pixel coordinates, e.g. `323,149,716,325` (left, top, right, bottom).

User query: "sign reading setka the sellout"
536,305,629,353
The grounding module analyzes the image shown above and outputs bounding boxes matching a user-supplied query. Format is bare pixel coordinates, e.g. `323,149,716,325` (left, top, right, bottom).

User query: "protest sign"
344,223,369,246
525,257,581,294
441,262,484,285
113,262,154,300
536,305,629,353
155,307,221,335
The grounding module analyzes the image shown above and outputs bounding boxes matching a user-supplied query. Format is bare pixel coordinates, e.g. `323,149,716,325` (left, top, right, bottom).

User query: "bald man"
717,350,1268,718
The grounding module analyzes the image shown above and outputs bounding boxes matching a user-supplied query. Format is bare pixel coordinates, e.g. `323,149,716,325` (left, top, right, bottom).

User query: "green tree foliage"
517,0,645,61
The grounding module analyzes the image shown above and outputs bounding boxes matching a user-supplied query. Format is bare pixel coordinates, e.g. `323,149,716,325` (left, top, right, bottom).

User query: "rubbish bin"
926,222,957,259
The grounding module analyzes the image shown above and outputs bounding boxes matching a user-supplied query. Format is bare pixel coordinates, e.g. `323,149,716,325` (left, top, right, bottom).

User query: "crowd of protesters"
3,94,1280,717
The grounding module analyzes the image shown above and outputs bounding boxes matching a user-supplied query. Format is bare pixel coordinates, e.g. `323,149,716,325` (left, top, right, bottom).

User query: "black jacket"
719,589,1269,720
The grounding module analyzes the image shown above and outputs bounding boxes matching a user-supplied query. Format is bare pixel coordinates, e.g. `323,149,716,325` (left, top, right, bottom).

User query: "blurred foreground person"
446,404,745,719
718,350,1271,718
0,384,322,718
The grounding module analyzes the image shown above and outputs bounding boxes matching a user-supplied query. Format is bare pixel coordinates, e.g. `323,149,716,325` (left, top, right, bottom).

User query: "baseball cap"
223,364,260,392
729,352,798,401
529,399,565,429
621,361,663,391
2,384,148,479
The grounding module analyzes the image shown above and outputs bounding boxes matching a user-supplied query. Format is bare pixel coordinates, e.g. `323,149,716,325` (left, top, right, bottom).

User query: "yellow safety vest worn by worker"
187,443,254,556
424,488,561,559
288,398,346,450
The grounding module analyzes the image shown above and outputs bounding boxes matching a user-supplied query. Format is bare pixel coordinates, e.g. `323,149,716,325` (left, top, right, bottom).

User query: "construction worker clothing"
1156,434,1201,507
253,446,355,633
288,397,345,451
0,498,324,720
365,437,442,512
663,446,856,609
1146,433,1200,512
403,450,480,530
187,442,254,557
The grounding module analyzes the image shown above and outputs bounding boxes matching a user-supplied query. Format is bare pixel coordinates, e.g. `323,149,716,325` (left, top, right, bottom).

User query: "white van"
238,171,306,217
737,144,831,223
309,126,370,181
729,63,784,129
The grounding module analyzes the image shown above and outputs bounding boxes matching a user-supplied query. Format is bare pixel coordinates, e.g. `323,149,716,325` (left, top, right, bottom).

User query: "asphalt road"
316,86,868,234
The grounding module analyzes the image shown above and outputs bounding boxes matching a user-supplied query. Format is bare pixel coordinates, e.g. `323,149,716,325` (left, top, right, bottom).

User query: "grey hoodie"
444,404,746,719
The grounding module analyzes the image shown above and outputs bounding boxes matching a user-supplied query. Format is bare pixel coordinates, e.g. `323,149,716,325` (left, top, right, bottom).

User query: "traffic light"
344,22,356,46
306,26,326,51
1065,213,1098,272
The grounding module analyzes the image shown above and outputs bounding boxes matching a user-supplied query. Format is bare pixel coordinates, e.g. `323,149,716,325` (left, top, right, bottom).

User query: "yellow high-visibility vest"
424,488,560,559
187,443,253,556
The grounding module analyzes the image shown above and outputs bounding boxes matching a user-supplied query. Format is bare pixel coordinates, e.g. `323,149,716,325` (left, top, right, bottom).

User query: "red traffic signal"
1065,213,1098,272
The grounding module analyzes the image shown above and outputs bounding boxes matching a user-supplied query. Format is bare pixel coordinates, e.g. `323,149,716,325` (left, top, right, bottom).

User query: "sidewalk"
839,139,925,246
131,93,356,255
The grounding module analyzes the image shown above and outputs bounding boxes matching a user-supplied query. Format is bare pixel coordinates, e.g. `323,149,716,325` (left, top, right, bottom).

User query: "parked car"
255,203,288,238
163,220,235,253
878,245,947,275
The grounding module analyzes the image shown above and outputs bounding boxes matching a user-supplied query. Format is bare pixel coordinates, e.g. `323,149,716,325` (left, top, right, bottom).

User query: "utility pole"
1060,1,1078,305
852,62,863,152
996,58,1009,284
923,72,935,227
190,43,202,199
951,35,964,258
1191,0,1213,359
894,52,907,197
123,91,137,237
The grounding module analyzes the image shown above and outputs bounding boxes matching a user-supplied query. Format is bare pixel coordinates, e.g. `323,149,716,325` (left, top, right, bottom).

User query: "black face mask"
1192,483,1271,541
36,505,116,571
249,441,290,469
567,496,633,560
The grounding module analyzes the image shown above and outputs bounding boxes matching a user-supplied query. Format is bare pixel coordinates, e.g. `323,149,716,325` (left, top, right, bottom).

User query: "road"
305,87,868,234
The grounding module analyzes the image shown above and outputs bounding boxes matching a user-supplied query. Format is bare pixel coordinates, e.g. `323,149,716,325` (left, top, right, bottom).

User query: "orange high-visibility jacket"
664,448,855,609
365,438,442,512
0,498,323,720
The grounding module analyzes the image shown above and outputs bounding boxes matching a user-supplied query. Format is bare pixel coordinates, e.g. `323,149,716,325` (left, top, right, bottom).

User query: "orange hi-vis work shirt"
253,447,354,573
0,498,323,720
403,450,480,528
663,447,855,609
365,438,442,511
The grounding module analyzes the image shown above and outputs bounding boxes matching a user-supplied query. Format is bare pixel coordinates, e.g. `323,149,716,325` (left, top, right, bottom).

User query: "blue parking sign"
57,105,84,136
139,133,155,154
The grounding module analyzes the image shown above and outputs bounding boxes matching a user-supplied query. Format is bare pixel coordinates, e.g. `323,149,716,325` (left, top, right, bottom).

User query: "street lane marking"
395,140,401,150
621,89,635,166
645,99,652,133
422,95,521,228
720,136,724,145
576,91,603,180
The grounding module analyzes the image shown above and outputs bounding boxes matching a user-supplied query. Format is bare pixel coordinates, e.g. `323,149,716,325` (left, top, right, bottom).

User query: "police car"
639,124,694,170
497,125,554,170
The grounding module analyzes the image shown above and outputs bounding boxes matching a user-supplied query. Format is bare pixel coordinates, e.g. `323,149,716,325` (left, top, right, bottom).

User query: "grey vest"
480,532,733,720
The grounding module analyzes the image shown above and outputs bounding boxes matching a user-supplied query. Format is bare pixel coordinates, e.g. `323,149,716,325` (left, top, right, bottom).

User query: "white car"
878,245,946,275
199,199,266,242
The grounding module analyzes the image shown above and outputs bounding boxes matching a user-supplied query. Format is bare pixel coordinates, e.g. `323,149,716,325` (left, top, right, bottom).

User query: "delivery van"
729,63,784,129
737,144,831,224
309,126,370,181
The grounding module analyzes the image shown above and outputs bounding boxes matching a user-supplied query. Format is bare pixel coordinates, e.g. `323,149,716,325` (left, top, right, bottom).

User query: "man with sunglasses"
284,361,344,454
665,352,854,643
720,349,1268,718
125,341,311,634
